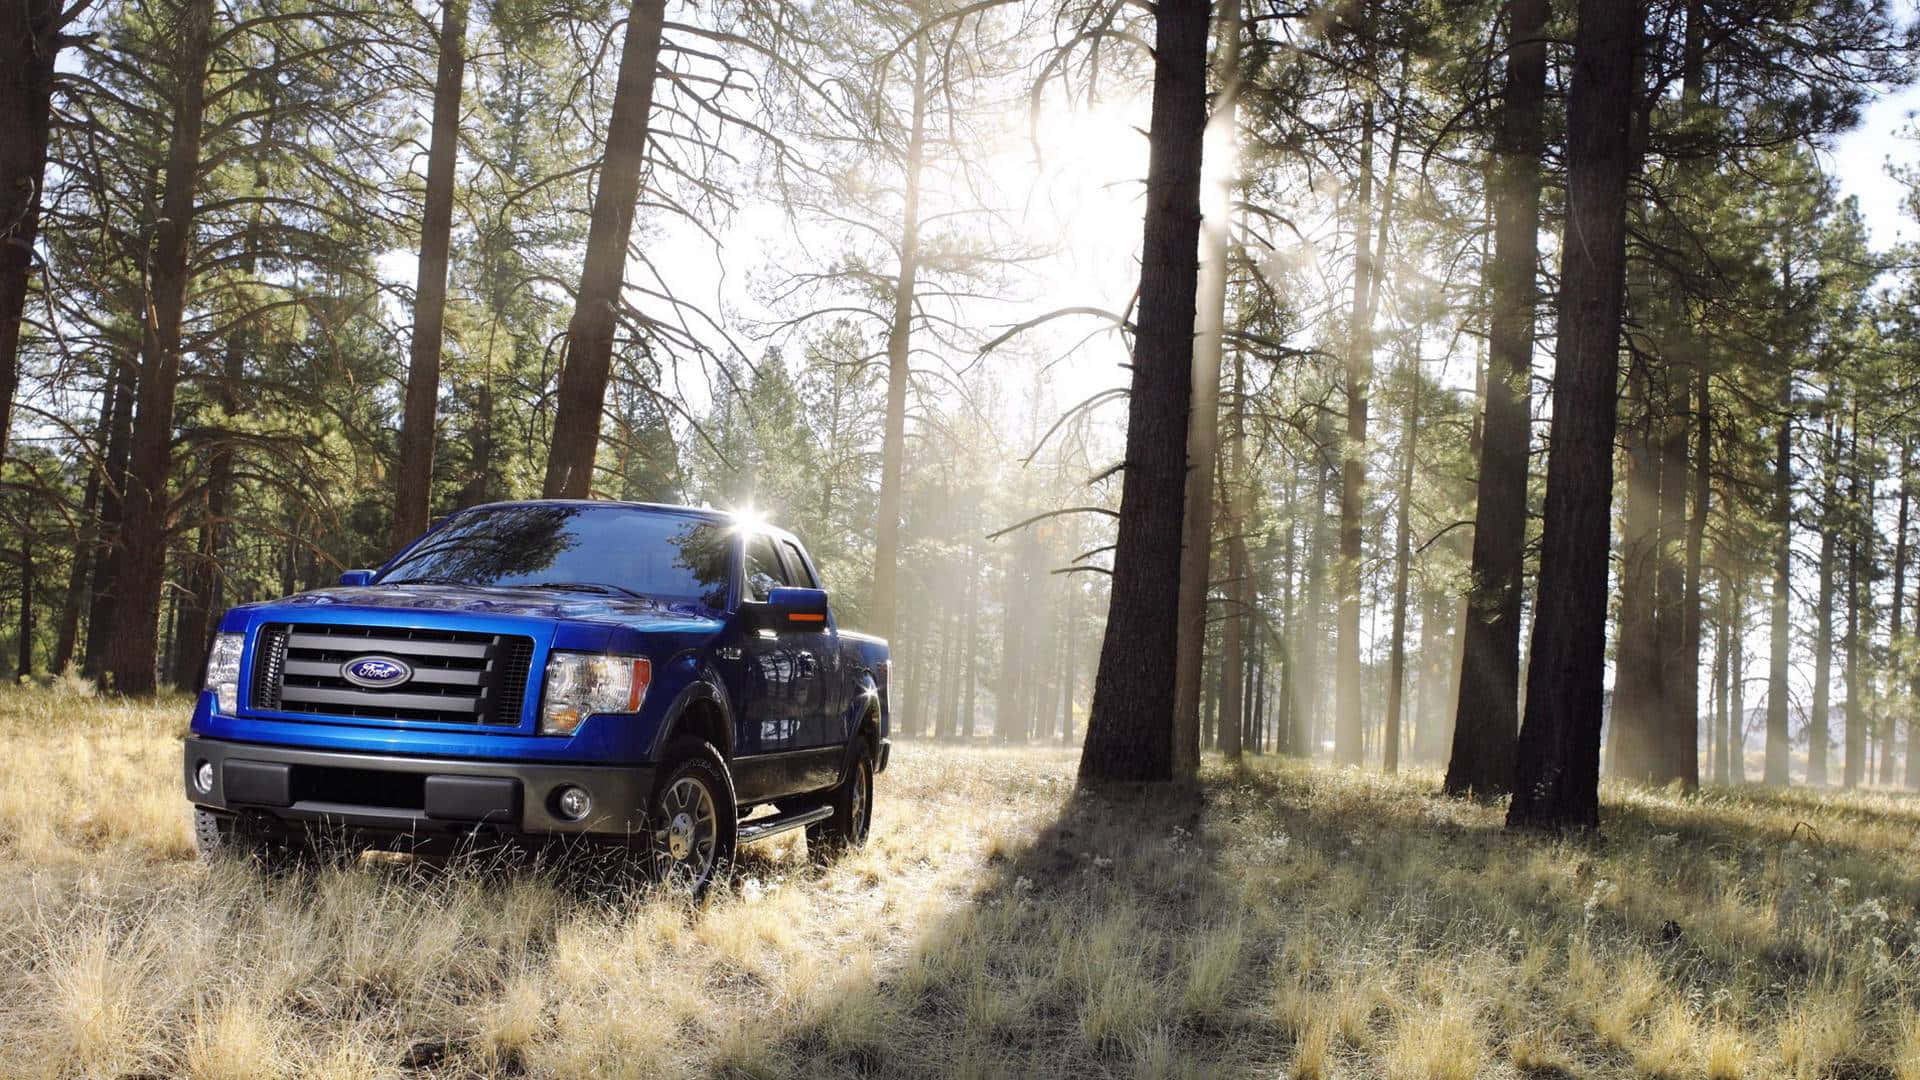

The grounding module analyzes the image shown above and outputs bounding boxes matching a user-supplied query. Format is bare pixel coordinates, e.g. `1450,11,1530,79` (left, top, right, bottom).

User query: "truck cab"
183,500,891,893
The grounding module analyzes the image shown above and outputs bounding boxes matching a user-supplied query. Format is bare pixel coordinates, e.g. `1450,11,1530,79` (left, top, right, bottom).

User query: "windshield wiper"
511,581,645,599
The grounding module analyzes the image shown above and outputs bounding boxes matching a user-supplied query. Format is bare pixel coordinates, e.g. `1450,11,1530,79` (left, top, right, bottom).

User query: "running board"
737,805,832,845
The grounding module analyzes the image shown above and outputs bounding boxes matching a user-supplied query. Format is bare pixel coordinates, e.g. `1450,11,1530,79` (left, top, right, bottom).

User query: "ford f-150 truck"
183,500,890,893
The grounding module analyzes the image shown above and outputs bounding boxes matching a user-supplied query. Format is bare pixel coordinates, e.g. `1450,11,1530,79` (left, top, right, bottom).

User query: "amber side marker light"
788,612,826,623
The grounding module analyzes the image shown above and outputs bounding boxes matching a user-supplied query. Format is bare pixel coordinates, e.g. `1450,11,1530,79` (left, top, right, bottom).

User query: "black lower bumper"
184,736,655,845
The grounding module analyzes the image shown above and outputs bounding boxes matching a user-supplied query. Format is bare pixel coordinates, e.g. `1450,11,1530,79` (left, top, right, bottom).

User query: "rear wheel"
647,739,737,897
807,742,873,862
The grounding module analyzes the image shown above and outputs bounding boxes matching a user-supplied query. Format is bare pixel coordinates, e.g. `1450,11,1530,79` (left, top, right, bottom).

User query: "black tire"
647,738,737,897
807,741,873,862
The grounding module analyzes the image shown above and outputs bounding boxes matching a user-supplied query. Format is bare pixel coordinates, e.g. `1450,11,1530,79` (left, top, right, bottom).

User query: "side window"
744,534,786,602
779,540,818,588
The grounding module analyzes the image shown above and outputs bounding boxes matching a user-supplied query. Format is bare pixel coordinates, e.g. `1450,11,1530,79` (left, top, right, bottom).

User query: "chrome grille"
250,623,535,726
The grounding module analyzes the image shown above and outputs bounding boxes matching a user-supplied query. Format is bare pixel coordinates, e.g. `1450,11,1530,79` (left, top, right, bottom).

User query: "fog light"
556,786,592,821
194,760,214,795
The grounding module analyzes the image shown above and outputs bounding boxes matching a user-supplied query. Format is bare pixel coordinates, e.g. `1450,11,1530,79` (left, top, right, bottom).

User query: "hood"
259,583,722,629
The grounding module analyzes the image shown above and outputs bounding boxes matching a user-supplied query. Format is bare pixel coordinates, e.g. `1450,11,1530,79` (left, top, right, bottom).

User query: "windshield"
378,505,732,609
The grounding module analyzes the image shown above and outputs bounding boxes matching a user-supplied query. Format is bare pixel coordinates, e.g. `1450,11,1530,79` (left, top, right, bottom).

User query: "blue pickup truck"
182,500,890,893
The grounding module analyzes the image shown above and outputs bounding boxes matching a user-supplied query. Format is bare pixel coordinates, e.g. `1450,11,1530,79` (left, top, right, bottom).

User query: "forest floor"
4,684,1920,1078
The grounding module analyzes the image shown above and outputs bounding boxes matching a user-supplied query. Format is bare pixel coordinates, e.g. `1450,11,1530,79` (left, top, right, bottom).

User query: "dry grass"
4,684,1920,1077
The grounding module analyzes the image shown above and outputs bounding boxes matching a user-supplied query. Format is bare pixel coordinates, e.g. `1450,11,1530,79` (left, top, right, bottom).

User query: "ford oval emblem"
341,655,413,689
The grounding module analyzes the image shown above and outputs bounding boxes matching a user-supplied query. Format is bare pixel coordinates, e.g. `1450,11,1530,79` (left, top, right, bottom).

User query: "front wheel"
807,743,873,862
647,739,737,897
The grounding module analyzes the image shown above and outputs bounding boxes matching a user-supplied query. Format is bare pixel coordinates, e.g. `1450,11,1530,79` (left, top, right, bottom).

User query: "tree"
542,0,667,499
393,0,470,549
1077,0,1209,786
1507,0,1640,831
1444,0,1545,797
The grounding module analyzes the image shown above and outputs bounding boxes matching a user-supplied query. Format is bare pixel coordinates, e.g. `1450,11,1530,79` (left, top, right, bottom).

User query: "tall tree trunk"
1173,0,1244,776
1810,413,1838,786
1890,444,1909,785
1731,580,1748,783
1844,430,1867,788
0,0,77,458
1764,320,1794,783
868,45,929,646
1219,358,1248,762
1712,588,1730,785
963,549,979,739
1446,0,1545,796
1611,364,1662,780
394,0,469,549
84,353,135,675
54,388,110,673
16,513,34,676
541,0,667,498
1384,369,1417,773
1077,0,1208,785
1674,366,1708,790
1507,0,1640,830
1334,99,1377,768
104,0,214,695
1651,364,1691,785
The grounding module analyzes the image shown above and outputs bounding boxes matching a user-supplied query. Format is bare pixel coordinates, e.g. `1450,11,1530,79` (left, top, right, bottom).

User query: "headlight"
204,632,245,714
540,652,651,736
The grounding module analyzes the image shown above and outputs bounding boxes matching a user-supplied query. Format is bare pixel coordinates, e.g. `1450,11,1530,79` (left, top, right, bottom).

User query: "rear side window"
744,534,785,602
779,540,818,588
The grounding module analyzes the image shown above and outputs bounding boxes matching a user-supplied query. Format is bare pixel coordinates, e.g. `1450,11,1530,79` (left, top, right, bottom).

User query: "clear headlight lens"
204,632,245,714
540,652,651,736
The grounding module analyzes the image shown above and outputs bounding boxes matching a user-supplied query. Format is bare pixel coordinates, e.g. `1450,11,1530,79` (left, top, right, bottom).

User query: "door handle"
797,653,817,678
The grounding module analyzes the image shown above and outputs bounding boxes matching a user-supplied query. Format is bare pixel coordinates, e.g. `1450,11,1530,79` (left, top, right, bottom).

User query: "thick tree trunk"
394,0,469,550
868,46,928,646
84,354,135,675
1077,0,1208,785
1445,0,1545,796
541,0,667,498
1507,0,1640,831
104,0,214,695
0,0,71,459
1172,0,1244,776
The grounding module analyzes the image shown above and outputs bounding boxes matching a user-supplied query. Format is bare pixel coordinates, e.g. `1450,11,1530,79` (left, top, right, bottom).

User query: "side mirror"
338,569,375,587
745,587,830,631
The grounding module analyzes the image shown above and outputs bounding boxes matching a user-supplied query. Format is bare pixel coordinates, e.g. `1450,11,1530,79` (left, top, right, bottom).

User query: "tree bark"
1507,0,1640,831
394,0,469,549
1219,348,1248,762
1077,0,1208,785
1610,363,1662,780
1674,365,1708,790
1810,422,1836,787
1445,0,1546,796
1334,98,1377,768
0,0,75,459
1384,369,1418,773
1172,0,1244,777
1765,371,1793,785
867,44,928,646
104,0,214,695
1731,579,1748,783
16,511,34,677
84,353,135,676
541,0,667,498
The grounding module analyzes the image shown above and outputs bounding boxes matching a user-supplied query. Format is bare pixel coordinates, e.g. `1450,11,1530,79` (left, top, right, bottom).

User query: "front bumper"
184,736,655,846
